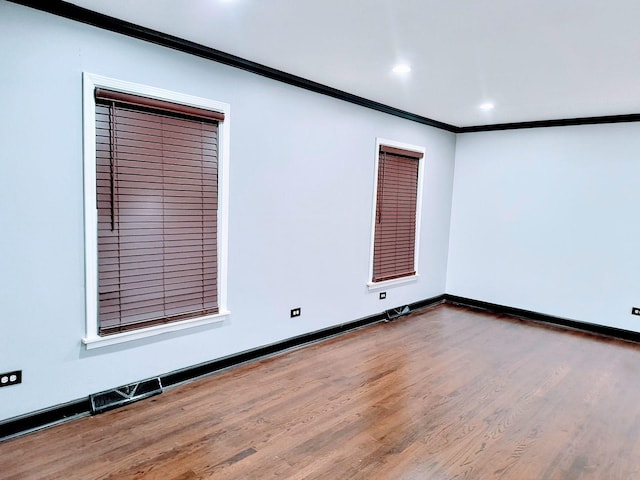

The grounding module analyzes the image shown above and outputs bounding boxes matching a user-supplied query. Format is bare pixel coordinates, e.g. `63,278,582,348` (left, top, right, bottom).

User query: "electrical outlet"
290,307,301,318
379,292,386,300
0,370,22,388
632,307,640,316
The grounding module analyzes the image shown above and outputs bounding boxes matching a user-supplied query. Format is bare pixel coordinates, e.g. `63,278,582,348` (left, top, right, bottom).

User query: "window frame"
367,138,425,291
82,73,231,349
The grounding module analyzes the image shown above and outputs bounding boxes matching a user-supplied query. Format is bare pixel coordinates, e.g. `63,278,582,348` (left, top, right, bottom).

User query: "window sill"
82,310,230,350
367,274,420,292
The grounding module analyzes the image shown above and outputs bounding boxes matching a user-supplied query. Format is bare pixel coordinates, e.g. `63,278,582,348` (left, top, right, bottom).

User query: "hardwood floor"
4,304,640,479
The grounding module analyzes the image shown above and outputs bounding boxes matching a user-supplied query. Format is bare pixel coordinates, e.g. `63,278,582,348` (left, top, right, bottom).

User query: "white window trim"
367,138,425,291
82,72,231,349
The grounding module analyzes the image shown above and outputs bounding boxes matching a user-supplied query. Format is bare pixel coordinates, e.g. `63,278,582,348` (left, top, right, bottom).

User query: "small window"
83,74,230,347
370,141,424,285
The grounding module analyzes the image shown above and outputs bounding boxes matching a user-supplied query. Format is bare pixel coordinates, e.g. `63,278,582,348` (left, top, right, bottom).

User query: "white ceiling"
69,0,640,127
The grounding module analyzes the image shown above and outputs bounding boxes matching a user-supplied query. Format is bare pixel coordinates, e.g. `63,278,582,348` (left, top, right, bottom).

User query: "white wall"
0,3,455,421
448,123,640,331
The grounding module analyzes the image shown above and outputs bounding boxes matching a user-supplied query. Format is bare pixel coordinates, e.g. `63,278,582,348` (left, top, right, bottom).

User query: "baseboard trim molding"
444,294,640,343
0,294,444,442
161,294,445,387
8,293,635,442
0,398,91,443
160,311,388,388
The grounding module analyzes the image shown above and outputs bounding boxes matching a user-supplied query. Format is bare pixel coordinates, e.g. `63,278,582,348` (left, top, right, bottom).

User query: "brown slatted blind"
96,90,221,335
372,146,422,283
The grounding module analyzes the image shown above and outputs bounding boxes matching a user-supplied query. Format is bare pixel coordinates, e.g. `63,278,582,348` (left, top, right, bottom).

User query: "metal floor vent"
90,377,163,414
385,305,411,321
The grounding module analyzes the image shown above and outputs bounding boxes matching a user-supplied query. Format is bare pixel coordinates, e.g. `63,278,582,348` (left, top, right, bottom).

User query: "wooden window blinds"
95,89,223,335
372,145,422,283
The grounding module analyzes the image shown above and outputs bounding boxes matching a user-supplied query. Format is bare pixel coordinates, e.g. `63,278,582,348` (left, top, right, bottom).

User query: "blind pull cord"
377,151,386,224
109,103,116,231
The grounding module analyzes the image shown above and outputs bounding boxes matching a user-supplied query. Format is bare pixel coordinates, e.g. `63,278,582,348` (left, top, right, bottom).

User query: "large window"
369,140,424,286
83,74,230,348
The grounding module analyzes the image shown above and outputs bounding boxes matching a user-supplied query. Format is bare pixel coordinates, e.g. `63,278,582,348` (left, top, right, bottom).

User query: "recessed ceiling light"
479,102,495,111
392,64,411,74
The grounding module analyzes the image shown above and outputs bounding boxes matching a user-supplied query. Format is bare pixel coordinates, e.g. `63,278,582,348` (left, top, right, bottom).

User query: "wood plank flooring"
4,304,640,479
